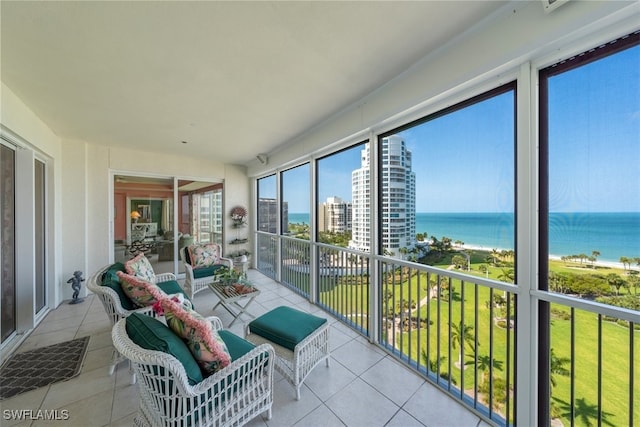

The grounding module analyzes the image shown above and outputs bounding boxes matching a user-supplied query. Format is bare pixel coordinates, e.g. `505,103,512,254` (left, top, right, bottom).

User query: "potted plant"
230,206,248,228
213,266,254,295
229,249,251,262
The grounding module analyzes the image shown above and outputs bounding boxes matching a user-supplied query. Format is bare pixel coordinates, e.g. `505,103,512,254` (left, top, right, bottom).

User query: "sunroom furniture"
180,244,233,299
87,263,190,378
208,281,260,327
245,306,330,400
112,314,275,427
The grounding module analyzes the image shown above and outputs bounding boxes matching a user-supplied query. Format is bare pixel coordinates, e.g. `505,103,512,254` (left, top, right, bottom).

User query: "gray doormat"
0,336,90,400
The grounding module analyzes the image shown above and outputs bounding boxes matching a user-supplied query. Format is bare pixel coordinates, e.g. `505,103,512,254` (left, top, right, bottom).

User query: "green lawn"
549,303,640,426
282,249,638,425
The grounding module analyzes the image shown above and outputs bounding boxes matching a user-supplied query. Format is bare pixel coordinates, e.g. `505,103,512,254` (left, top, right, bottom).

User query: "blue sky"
548,44,640,213
266,44,639,214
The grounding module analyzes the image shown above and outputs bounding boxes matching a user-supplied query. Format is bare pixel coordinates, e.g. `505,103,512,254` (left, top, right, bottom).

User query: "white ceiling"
1,1,508,165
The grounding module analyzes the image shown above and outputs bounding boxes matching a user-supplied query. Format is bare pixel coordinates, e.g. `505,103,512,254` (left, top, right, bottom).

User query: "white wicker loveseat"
87,263,190,376
112,316,275,427
180,244,233,299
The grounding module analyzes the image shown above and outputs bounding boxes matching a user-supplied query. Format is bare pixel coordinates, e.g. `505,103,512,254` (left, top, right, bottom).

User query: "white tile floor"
0,270,489,427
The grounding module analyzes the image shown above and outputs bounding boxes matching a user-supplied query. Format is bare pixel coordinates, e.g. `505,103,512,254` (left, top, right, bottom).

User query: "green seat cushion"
249,306,327,351
218,330,256,361
126,312,203,385
157,279,191,302
101,262,136,310
193,264,226,279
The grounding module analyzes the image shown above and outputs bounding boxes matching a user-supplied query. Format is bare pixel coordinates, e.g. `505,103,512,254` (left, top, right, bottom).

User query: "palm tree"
398,246,409,260
620,256,630,271
578,253,588,265
549,348,570,389
506,249,515,262
479,264,489,278
628,274,639,295
469,354,504,390
475,354,503,372
452,254,467,270
490,249,500,266
497,268,515,284
606,273,627,295
420,350,455,384
591,250,600,268
451,321,476,369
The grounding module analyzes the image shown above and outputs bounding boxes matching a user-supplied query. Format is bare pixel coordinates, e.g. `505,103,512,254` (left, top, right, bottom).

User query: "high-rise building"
258,198,287,234
349,145,371,252
349,136,416,256
318,196,352,233
190,189,223,244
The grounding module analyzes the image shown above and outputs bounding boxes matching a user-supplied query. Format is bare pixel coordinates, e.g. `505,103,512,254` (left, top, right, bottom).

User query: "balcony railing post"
310,238,318,304
369,255,380,344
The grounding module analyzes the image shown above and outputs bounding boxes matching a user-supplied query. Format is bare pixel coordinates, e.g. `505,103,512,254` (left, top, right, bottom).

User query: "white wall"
246,0,639,177
60,140,88,301
1,81,251,308
0,83,63,338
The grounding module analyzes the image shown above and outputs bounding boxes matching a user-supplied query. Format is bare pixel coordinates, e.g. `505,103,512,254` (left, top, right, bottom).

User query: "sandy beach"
458,243,629,270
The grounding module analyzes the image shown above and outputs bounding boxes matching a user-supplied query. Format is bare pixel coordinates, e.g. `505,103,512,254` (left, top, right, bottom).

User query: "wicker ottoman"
245,306,330,400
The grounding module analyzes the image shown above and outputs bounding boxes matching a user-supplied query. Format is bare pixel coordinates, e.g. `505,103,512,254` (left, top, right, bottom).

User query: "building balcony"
257,232,640,427
2,269,485,427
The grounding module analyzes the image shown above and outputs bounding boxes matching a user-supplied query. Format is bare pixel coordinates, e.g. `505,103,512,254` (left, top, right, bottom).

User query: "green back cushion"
249,306,327,351
218,330,256,361
193,264,225,279
126,312,203,385
101,263,136,310
157,279,191,302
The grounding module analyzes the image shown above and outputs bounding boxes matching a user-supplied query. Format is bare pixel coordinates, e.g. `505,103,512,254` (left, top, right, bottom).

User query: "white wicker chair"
87,265,181,377
112,317,275,427
180,245,233,299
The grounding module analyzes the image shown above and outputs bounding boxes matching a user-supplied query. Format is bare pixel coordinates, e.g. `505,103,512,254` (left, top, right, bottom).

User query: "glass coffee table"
208,281,260,326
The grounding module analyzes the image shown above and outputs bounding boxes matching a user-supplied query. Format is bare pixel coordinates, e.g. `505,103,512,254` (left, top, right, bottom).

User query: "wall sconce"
256,154,268,165
130,211,141,223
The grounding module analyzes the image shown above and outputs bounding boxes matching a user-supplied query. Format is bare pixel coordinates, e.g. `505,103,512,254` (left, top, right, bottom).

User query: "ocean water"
287,212,639,263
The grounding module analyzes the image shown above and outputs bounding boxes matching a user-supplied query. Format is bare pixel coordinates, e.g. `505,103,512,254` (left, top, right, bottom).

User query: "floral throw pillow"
116,271,166,308
187,244,220,268
157,297,231,376
125,253,156,283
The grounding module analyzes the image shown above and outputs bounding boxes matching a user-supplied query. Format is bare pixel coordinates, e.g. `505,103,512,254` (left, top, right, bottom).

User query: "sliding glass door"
176,180,223,275
34,159,46,314
113,175,175,274
1,143,16,343
113,175,223,276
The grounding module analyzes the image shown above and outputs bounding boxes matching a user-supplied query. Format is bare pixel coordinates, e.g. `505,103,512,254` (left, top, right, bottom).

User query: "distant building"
318,196,352,233
258,198,288,234
349,136,416,256
192,189,223,244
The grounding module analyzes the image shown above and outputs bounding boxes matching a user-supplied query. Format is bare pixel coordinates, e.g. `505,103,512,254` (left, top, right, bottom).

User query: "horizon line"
287,210,640,215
